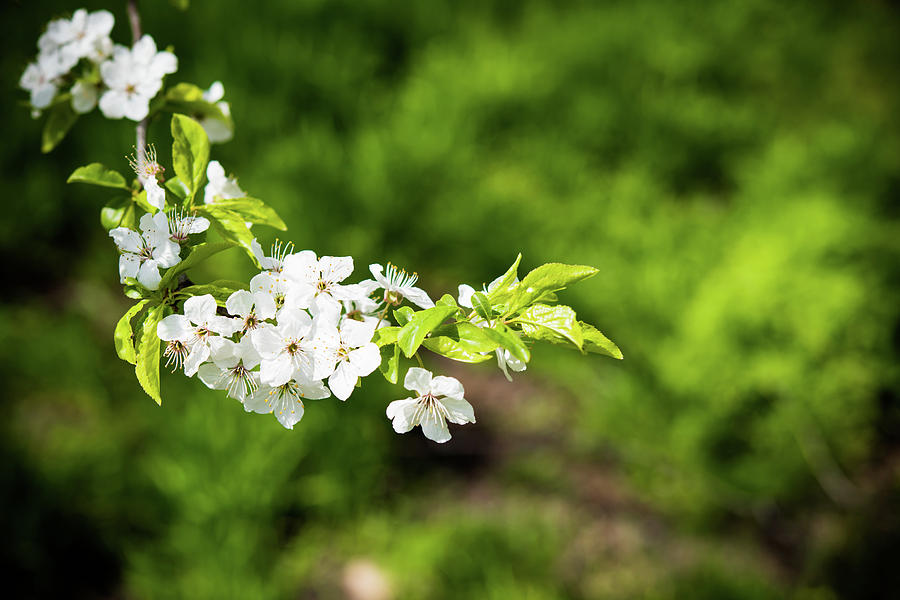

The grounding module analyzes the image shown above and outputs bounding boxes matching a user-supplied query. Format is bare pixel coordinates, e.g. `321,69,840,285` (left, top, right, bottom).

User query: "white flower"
99,35,177,121
249,271,292,307
250,308,320,386
250,238,293,272
19,54,61,109
109,213,181,290
495,349,526,382
39,9,114,69
386,368,475,443
225,289,276,333
128,144,166,210
341,294,384,328
156,294,241,376
204,160,245,204
282,251,357,313
71,80,99,114
165,208,210,244
197,81,233,143
197,336,261,402
314,319,380,401
360,263,434,309
244,372,330,430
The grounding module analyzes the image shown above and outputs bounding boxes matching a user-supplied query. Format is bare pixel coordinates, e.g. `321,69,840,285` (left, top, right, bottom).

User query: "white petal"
98,89,126,119
151,238,181,268
319,256,353,283
282,250,319,284
457,284,475,308
250,326,283,358
260,354,293,387
118,254,140,282
274,394,305,430
207,337,238,368
110,227,142,253
208,315,241,336
386,398,419,433
236,337,262,370
226,290,253,317
71,81,97,113
137,259,162,290
420,411,451,443
203,81,225,103
328,362,357,401
403,367,433,396
145,180,166,210
253,292,277,321
184,342,210,377
340,319,377,348
430,375,465,401
197,363,226,390
348,343,380,377
157,314,192,341
244,386,276,414
440,397,476,425
401,286,435,309
295,377,331,400
184,294,217,326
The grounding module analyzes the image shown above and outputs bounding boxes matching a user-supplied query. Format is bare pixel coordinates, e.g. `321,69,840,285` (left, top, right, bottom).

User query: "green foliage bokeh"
1,0,898,598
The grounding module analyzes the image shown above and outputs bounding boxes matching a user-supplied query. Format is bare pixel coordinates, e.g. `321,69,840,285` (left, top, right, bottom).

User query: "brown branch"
127,0,148,168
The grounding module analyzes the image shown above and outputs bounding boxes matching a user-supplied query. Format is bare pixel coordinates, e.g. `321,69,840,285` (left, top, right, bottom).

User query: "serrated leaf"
499,262,599,314
487,253,522,299
394,306,414,326
397,305,458,358
135,303,166,404
202,214,258,265
114,300,150,364
512,304,583,349
204,197,286,230
171,113,209,196
580,321,623,359
471,292,493,321
379,343,400,384
41,102,78,153
158,242,231,289
371,326,400,347
100,197,135,230
68,163,129,189
482,323,530,363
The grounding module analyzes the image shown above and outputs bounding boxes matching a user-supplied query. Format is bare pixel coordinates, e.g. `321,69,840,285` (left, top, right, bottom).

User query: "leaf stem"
127,0,149,170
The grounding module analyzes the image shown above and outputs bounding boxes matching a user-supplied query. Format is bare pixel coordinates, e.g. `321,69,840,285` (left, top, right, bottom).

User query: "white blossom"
71,80,99,114
314,319,380,401
282,251,357,313
386,368,475,443
19,54,61,110
99,35,177,121
360,263,434,309
197,81,233,143
225,289,276,333
156,294,241,377
128,144,166,210
250,308,320,386
197,337,261,402
109,212,181,290
39,9,114,69
244,372,331,430
204,160,246,204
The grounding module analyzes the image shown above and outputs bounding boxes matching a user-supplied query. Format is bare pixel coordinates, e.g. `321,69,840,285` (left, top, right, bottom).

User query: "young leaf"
422,337,493,363
379,344,401,384
68,163,129,190
41,102,78,153
114,299,150,364
371,326,400,347
135,303,166,405
397,305,458,358
482,323,531,363
176,281,247,306
430,322,499,353
202,213,258,265
437,293,458,308
203,197,287,230
158,241,232,289
487,253,522,300
512,304,583,350
100,197,135,230
471,292,493,322
394,306,414,326
171,113,210,196
580,321,623,359
165,177,191,200
502,263,599,314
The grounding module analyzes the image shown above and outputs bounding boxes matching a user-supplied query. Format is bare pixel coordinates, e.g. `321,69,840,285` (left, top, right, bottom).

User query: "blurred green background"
2,0,899,598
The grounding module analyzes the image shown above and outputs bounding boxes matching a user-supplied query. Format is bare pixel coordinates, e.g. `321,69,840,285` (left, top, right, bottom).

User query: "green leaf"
100,197,135,230
471,292,493,321
371,326,400,347
437,293,458,308
176,281,247,305
133,189,159,213
487,253,522,299
203,197,287,230
165,177,191,200
393,306,414,326
482,323,530,363
135,303,166,405
158,242,232,289
397,305,458,358
41,102,78,153
422,337,493,363
431,322,499,353
170,0,190,9
202,214,258,265
166,83,204,102
499,262,599,314
114,300,150,365
124,284,146,300
171,113,209,196
67,163,129,190
512,304,583,350
379,344,401,384
580,321,623,359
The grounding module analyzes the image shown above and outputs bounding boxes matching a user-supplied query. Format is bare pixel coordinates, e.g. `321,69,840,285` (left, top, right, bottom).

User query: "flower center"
164,340,188,371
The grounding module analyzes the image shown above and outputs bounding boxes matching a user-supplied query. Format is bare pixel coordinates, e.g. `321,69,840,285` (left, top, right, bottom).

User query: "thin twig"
126,0,148,168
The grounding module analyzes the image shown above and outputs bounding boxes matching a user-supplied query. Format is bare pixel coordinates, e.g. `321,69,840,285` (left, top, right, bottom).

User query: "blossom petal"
184,294,217,326
226,290,253,318
184,342,210,377
244,387,276,414
440,397,476,425
328,362,358,401
197,363,226,390
110,227,142,253
250,326,282,358
457,284,475,308
260,354,293,387
348,343,380,377
157,314,191,341
319,256,353,283
401,286,435,309
283,250,319,284
403,367,432,396
340,319,377,348
253,292,277,321
430,375,465,401
420,411,451,443
137,259,162,290
118,254,140,282
386,399,419,433
274,394,305,430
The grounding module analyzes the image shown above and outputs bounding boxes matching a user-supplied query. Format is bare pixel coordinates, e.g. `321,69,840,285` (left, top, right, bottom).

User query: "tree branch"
127,0,148,167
